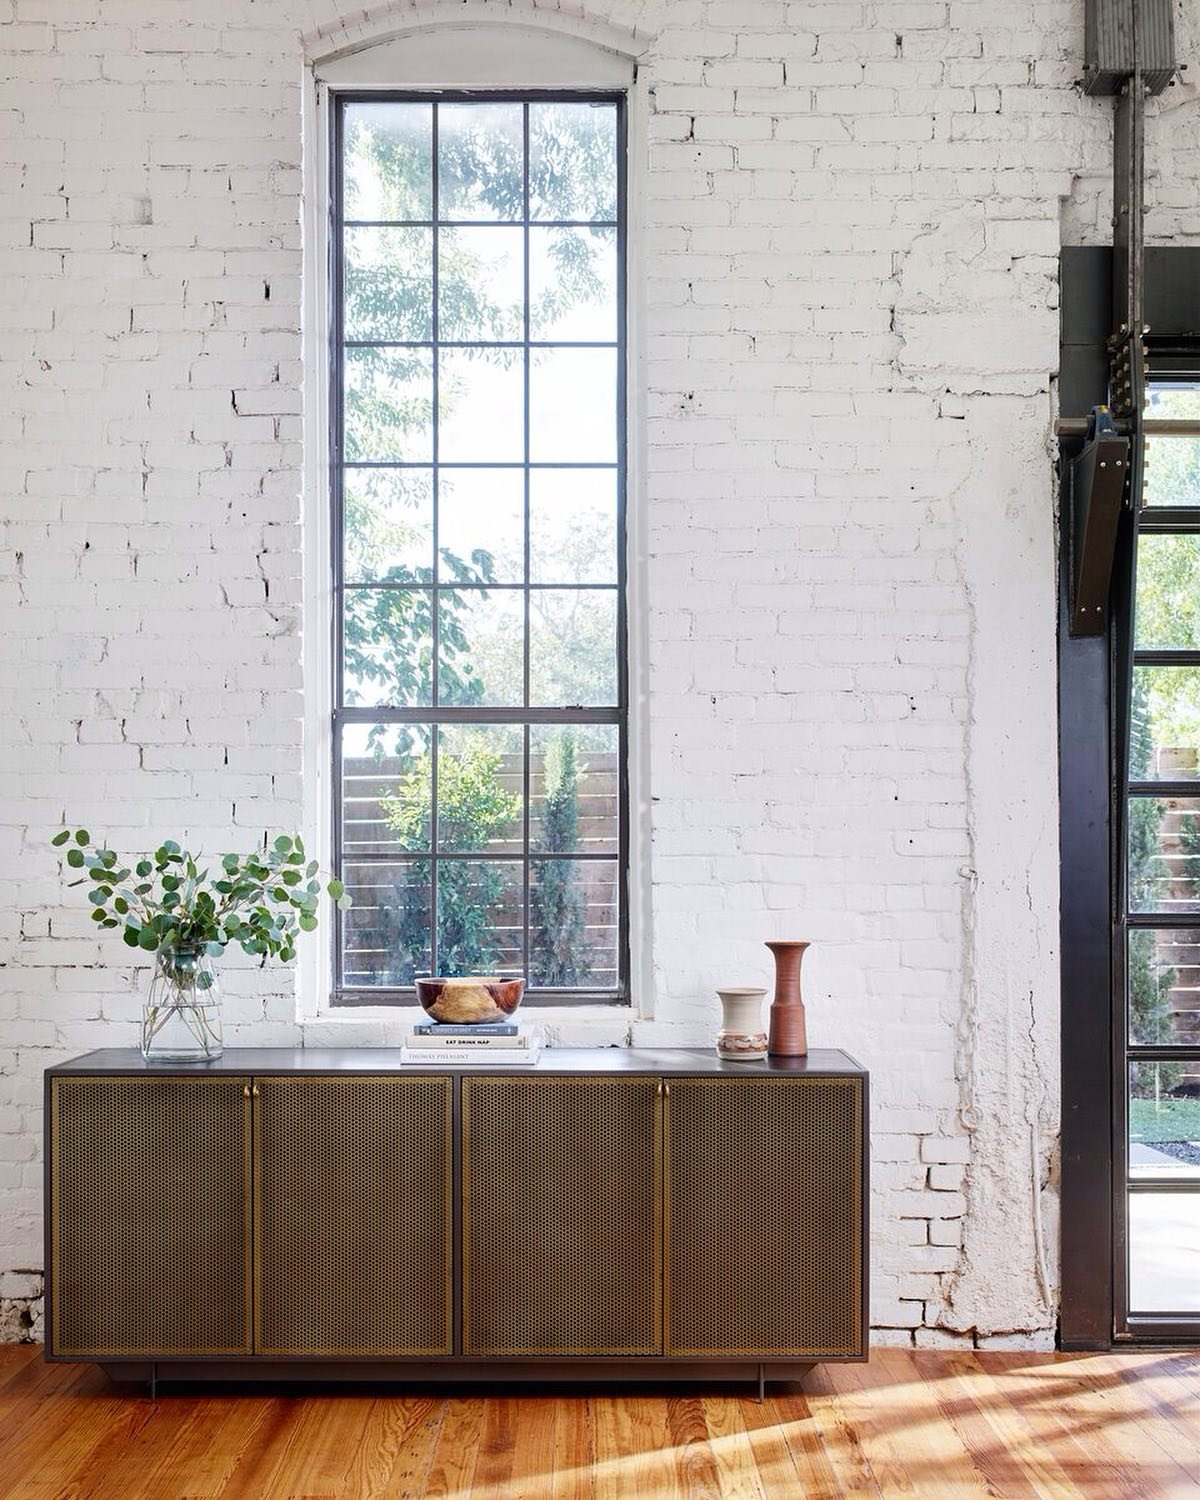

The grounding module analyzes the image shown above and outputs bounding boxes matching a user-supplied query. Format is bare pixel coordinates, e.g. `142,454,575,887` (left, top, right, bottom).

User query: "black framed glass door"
1117,368,1200,1338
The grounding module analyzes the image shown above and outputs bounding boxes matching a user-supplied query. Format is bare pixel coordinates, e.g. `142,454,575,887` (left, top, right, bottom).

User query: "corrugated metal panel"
1085,0,1175,96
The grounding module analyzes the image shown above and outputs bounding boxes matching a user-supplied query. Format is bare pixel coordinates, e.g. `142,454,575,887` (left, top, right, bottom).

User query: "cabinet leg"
149,1362,157,1402
757,1363,765,1404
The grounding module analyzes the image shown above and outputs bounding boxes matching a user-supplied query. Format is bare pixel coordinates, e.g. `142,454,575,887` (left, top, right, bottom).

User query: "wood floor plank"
136,1394,284,1500
774,1367,881,1497
0,1345,40,1386
71,1392,237,1500
831,1352,1001,1499
902,1347,1071,1499
501,1393,557,1500
342,1394,445,1500
549,1393,594,1500
699,1394,771,1500
5,1350,1200,1498
256,1392,378,1499
423,1393,485,1500
0,1363,117,1496
664,1395,723,1500
910,1350,1092,1500
593,1394,678,1500
721,1387,830,1500
1108,1354,1200,1487
988,1352,1198,1500
467,1394,520,1499
5,1386,158,1500
210,1395,306,1500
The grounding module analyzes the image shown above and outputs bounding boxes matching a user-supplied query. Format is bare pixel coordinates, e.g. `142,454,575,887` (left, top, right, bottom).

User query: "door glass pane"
1129,1063,1200,1180
1129,796,1200,913
1134,535,1200,650
1129,1194,1200,1311
1130,667,1200,781
1129,928,1200,1046
1143,437,1200,508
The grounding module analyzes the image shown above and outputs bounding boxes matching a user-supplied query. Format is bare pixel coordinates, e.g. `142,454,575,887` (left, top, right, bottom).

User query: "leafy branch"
52,829,350,965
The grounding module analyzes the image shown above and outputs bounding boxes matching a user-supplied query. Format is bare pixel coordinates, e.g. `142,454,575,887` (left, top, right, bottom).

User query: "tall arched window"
313,33,632,1007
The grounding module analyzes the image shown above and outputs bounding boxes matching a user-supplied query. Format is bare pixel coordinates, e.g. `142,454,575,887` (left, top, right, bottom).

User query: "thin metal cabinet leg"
150,1362,157,1402
757,1362,765,1404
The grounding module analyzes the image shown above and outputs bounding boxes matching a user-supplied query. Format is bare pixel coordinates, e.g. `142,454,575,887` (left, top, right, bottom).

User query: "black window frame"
327,88,630,1009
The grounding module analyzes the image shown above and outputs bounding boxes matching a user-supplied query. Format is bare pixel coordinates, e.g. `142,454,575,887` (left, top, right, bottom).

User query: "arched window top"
310,8,641,89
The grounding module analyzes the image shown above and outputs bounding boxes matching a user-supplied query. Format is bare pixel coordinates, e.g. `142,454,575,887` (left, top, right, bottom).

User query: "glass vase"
141,944,223,1062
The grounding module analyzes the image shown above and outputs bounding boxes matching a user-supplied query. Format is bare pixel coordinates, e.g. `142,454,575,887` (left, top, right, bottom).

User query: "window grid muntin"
331,90,628,1006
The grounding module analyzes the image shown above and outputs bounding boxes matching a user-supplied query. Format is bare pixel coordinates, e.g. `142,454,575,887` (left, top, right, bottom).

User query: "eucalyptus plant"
51,828,350,965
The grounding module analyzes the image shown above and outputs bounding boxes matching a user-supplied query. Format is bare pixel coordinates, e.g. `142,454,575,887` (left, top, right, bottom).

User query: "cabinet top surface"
47,1046,866,1078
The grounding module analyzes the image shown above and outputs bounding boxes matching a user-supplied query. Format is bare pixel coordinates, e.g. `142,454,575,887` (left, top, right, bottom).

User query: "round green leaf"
138,929,159,952
66,848,84,868
51,830,71,847
123,927,141,947
74,829,89,846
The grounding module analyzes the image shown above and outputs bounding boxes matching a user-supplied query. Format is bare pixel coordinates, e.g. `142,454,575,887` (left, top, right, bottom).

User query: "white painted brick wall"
0,0,1197,1349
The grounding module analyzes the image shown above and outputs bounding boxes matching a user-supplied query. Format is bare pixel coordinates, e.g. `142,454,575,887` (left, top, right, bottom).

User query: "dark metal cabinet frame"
45,1048,868,1388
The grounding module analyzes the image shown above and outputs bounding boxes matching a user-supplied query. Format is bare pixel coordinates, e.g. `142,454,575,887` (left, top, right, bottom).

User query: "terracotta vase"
766,940,810,1057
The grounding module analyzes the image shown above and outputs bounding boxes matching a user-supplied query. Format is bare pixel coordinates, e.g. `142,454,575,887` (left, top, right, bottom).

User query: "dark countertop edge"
46,1046,867,1077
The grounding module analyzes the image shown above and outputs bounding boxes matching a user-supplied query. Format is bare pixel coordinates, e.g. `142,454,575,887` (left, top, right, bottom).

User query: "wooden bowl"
415,976,525,1025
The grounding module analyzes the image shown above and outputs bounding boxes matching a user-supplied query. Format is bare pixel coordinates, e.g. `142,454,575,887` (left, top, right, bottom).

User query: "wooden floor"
2,1345,1200,1499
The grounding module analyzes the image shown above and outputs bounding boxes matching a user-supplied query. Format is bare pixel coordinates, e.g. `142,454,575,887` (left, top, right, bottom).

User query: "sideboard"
45,1047,868,1392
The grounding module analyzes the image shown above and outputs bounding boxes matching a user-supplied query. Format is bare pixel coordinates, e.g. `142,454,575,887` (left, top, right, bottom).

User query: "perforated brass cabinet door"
462,1076,661,1356
254,1075,452,1356
50,1075,251,1358
665,1076,864,1358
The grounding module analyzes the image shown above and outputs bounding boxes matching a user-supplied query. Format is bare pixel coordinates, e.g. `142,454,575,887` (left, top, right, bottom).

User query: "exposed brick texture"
1,0,1198,1347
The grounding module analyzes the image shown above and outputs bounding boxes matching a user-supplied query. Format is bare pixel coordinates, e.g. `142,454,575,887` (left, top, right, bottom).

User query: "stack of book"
399,1018,543,1066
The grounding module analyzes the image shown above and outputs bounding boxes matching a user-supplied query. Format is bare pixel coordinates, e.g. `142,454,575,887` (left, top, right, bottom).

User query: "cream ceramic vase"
715,987,768,1061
